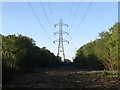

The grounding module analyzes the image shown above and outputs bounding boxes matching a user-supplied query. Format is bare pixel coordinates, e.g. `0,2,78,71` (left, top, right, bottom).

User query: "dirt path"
3,66,120,89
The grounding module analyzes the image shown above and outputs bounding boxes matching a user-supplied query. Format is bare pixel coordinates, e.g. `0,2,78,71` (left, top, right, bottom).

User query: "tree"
74,23,120,71
2,34,62,70
74,41,103,69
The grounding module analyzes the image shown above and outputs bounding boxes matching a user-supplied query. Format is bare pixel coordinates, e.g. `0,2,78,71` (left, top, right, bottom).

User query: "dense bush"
2,34,62,70
74,23,120,71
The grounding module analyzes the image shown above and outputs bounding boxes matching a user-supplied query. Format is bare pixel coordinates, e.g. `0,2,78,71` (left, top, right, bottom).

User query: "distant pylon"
53,19,69,61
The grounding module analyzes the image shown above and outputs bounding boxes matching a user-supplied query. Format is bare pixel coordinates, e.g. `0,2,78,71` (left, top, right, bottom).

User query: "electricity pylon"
53,19,69,61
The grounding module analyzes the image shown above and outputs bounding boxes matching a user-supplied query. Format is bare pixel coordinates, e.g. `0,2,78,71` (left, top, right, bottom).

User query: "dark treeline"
2,34,62,69
73,23,120,71
1,34,62,82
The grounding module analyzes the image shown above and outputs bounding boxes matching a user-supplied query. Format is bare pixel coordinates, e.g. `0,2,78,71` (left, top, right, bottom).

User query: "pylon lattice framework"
53,19,69,61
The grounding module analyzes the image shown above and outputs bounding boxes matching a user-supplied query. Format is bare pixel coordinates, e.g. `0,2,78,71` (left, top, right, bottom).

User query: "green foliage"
2,34,62,70
100,71,120,77
74,23,120,71
74,41,104,70
2,34,62,82
64,59,72,64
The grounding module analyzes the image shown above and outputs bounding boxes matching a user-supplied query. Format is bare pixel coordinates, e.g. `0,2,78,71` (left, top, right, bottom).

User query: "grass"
100,71,120,77
77,71,120,77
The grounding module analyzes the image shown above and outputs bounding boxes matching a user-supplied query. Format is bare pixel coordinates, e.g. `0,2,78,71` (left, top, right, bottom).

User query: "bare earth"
3,66,120,89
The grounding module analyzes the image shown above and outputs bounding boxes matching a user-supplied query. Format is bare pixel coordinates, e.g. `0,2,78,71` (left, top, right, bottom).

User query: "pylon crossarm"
63,32,69,35
62,24,68,27
62,39,69,43
53,39,59,43
54,32,59,35
54,23,59,28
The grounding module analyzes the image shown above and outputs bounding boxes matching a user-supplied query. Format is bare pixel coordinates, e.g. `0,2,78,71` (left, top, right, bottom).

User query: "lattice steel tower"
53,19,69,61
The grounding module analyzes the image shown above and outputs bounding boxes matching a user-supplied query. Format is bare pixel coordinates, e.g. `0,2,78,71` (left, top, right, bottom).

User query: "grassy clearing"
3,70,120,88
76,71,120,77
100,71,120,77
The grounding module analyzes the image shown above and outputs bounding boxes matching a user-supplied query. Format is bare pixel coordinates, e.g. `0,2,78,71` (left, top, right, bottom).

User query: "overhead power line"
40,2,54,33
48,1,55,25
67,1,82,37
67,1,73,34
27,1,52,41
70,1,93,41
76,2,93,30
70,2,82,29
68,1,73,21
